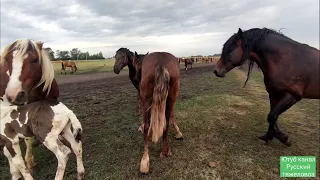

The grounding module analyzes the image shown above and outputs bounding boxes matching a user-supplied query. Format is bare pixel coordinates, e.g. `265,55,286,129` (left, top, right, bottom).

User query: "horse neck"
126,54,136,79
28,79,59,103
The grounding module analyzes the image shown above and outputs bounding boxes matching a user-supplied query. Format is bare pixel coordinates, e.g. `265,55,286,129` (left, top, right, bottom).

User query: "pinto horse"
0,39,60,171
0,99,84,180
113,48,183,140
137,52,181,174
213,28,319,146
61,60,78,74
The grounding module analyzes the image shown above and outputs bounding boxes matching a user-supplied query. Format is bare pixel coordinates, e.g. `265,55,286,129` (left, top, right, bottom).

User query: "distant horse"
214,28,319,146
0,39,60,171
184,58,194,70
0,99,84,180
61,60,78,74
113,48,183,140
138,52,181,174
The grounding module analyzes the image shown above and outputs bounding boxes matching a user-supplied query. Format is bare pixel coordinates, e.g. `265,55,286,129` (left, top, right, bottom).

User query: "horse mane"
222,28,291,87
0,39,54,96
116,47,134,56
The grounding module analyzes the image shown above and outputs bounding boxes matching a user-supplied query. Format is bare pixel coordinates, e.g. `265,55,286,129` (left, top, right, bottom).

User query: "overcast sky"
1,0,319,57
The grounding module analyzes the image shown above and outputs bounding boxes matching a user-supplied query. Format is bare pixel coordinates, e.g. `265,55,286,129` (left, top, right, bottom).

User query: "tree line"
44,48,106,60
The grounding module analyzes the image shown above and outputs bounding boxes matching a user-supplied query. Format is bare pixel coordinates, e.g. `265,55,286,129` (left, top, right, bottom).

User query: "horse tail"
148,65,170,143
67,110,83,142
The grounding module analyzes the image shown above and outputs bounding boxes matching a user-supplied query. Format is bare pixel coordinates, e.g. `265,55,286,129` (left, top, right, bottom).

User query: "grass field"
52,59,123,75
0,65,319,180
52,59,207,76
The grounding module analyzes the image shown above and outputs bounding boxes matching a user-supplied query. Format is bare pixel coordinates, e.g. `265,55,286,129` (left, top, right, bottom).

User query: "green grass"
52,59,128,76
0,67,318,180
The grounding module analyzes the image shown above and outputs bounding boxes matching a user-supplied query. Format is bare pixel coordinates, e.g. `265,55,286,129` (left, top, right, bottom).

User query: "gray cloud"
1,0,319,57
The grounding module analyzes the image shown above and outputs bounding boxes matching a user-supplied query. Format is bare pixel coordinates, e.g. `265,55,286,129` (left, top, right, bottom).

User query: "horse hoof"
175,133,183,140
140,156,150,174
160,149,172,158
281,136,292,147
77,172,84,180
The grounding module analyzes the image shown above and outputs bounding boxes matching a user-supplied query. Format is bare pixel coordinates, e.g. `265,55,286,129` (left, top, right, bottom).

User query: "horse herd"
0,27,319,180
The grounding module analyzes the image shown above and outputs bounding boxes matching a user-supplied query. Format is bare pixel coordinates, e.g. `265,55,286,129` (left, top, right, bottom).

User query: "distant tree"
70,48,81,60
56,50,71,60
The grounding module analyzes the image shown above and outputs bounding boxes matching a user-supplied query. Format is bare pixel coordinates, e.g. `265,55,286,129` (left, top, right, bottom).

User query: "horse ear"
236,28,243,40
146,51,149,55
135,51,138,56
36,41,43,50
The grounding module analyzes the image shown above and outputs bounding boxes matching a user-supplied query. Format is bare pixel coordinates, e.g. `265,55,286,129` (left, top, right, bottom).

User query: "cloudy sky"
1,0,319,57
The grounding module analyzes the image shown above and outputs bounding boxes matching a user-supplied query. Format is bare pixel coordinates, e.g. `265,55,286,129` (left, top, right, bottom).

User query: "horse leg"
62,123,85,180
3,147,22,180
140,102,151,174
24,137,36,172
171,117,183,140
11,138,34,180
160,100,173,157
259,93,298,146
43,136,71,180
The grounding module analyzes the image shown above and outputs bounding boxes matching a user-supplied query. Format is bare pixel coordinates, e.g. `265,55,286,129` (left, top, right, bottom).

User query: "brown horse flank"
138,52,181,174
113,48,183,140
0,99,84,180
0,39,60,172
61,60,78,74
214,28,319,146
184,58,194,70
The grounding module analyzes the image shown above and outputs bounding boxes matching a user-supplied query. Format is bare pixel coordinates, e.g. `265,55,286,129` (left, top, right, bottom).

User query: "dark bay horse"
138,52,181,174
61,60,78,74
214,28,319,146
184,58,194,70
113,48,147,116
0,39,60,172
113,48,183,140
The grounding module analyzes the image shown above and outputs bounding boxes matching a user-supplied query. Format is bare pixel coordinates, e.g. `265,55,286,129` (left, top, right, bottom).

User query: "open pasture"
0,63,318,180
52,59,122,75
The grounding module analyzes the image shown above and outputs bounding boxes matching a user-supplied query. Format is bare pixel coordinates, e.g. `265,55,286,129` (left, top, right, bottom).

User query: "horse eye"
31,59,39,63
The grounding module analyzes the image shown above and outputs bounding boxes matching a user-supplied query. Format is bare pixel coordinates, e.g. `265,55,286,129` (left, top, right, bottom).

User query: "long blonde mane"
0,39,55,96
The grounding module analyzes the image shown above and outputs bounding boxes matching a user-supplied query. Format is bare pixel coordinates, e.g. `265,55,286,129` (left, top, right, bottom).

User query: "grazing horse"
61,60,78,74
0,39,60,171
184,58,194,70
138,52,181,174
0,99,84,180
113,48,183,140
213,28,320,146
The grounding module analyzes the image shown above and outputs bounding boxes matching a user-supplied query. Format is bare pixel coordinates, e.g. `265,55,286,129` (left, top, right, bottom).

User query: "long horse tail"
148,65,170,143
67,110,83,142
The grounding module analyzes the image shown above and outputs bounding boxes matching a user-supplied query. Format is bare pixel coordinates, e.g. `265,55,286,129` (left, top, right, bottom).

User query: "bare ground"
0,62,319,180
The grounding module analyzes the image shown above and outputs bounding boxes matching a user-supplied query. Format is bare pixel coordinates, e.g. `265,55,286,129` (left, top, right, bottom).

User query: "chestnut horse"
113,48,183,140
214,28,319,146
0,39,60,172
138,52,181,174
61,60,78,74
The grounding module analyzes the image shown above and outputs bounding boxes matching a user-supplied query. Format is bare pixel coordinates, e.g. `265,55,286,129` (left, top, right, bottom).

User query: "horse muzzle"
6,90,27,105
213,69,226,77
